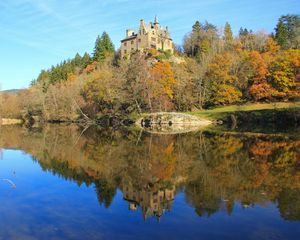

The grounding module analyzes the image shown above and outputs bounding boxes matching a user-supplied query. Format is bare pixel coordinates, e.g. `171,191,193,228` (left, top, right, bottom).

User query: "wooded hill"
1,15,299,122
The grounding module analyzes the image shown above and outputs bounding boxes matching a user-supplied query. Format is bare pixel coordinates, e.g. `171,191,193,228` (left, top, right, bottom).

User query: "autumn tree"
205,53,242,105
263,37,280,55
224,22,233,49
83,66,123,115
0,92,23,119
246,51,274,101
173,59,198,111
150,61,176,111
43,80,85,121
123,53,151,113
268,49,300,98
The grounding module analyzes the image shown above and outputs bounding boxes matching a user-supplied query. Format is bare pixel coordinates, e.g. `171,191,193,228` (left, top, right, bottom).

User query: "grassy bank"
186,101,300,136
187,101,300,120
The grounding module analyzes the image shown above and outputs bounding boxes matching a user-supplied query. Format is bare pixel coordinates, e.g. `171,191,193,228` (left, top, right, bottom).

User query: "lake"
0,124,299,240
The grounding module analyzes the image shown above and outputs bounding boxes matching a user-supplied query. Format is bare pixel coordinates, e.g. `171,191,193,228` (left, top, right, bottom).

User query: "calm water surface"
0,125,299,240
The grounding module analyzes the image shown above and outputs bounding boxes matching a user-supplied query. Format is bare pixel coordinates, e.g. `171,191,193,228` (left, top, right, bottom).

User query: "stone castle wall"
120,18,174,58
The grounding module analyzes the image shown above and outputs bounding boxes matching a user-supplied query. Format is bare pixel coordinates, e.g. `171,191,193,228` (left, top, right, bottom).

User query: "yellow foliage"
150,61,176,99
212,84,242,105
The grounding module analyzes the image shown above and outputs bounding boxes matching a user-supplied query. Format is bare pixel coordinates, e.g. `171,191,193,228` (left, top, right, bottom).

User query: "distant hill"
1,89,23,94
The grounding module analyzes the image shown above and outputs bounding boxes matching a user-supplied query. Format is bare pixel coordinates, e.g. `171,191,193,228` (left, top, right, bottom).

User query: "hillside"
1,89,23,94
0,15,299,123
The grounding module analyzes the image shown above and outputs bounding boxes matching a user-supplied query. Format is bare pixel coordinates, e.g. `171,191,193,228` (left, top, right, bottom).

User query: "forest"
1,14,299,122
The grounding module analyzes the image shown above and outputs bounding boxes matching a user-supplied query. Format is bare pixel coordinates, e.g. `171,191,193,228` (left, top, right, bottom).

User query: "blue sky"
0,0,299,90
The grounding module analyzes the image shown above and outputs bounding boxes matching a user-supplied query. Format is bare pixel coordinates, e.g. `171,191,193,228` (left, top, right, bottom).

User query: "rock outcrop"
137,112,212,134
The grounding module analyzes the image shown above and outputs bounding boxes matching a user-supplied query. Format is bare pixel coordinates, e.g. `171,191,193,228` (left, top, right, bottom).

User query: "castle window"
131,40,134,44
152,31,155,35
138,39,141,43
124,42,127,46
124,50,127,54
151,37,156,42
131,48,134,50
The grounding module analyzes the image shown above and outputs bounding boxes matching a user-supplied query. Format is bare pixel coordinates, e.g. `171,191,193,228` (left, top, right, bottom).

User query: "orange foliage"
249,83,277,101
85,61,98,74
156,143,176,180
67,73,76,81
248,51,268,83
151,61,176,99
207,52,236,84
263,37,280,54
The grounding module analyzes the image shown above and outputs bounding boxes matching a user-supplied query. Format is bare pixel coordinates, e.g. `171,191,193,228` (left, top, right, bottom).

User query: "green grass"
128,101,300,121
187,101,300,120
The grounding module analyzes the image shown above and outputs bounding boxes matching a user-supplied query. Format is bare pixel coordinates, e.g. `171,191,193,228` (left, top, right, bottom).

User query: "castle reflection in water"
123,185,175,221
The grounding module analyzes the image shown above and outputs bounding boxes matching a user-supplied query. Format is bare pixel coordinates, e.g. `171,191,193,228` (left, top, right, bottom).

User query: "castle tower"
154,15,159,29
140,19,146,35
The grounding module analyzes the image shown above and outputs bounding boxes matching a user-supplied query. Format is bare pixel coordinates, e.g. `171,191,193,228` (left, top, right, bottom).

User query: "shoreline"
1,101,299,127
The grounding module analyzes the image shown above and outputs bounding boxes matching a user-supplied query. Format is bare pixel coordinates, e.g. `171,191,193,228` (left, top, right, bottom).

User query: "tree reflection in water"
0,125,299,221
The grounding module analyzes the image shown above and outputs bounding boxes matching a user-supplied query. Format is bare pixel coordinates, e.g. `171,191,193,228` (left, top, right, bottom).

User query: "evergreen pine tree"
203,21,217,32
275,19,289,49
82,52,91,67
93,32,115,62
93,35,102,61
192,21,201,34
74,53,82,67
190,21,202,57
275,15,300,49
239,27,249,37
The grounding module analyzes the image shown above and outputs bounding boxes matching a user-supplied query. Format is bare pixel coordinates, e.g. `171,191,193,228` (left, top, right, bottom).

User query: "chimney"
140,19,146,34
126,29,135,37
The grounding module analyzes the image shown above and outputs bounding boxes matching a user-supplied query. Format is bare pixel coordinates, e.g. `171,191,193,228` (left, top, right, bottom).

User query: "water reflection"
0,124,299,223
123,185,175,221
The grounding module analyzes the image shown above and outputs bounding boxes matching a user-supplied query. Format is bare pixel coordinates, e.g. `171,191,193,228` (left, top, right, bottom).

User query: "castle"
120,17,174,58
123,184,175,221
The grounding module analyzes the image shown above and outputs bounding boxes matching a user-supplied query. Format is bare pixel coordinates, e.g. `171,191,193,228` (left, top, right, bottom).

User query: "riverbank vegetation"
0,15,299,123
